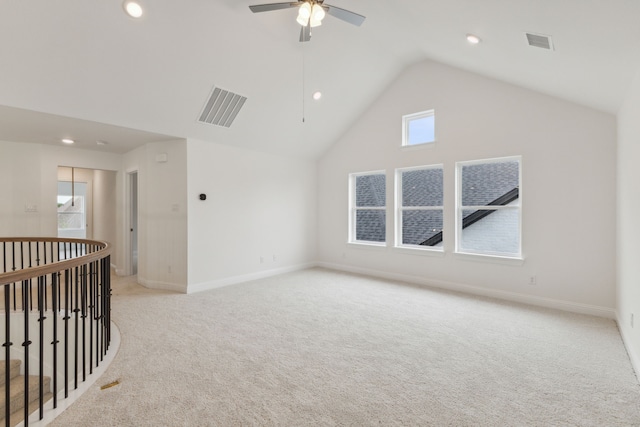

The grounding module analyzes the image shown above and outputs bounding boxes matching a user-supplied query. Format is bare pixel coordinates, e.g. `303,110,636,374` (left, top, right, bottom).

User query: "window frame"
402,109,435,147
455,156,522,260
395,164,444,252
348,170,387,247
57,181,87,233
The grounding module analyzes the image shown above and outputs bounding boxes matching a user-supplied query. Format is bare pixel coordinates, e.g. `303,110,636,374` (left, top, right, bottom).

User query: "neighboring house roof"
354,162,519,245
461,162,519,207
355,174,386,242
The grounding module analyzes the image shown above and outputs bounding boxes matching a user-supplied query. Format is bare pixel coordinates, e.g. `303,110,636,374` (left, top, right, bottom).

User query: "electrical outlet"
272,255,277,262
631,313,634,328
529,275,537,285
260,256,264,264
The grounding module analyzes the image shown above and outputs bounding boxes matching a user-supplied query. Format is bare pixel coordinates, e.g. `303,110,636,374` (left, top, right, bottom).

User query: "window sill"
347,241,387,251
393,246,445,257
399,142,436,151
454,251,524,266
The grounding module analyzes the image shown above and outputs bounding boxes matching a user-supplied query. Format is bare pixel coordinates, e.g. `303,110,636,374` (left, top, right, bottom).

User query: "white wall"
120,140,188,292
93,169,117,248
318,59,617,316
617,66,640,372
0,141,121,238
186,139,316,293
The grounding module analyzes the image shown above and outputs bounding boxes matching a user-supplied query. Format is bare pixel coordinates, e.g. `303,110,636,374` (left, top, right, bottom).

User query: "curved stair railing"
0,238,112,427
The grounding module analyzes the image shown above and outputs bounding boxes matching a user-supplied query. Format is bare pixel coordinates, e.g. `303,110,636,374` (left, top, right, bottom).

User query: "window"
402,110,435,146
57,181,87,238
396,165,444,250
456,157,521,258
349,172,386,244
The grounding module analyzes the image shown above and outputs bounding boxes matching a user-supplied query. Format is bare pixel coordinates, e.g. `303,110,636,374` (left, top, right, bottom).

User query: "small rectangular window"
456,157,521,258
396,165,444,249
403,110,435,146
349,172,386,244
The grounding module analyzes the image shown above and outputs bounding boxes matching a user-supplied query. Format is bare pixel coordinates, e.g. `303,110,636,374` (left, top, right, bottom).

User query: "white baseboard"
138,277,187,293
317,262,615,319
615,310,640,379
187,263,315,294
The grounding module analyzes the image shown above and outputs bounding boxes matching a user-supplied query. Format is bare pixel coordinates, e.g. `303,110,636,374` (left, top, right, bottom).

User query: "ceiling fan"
249,1,366,42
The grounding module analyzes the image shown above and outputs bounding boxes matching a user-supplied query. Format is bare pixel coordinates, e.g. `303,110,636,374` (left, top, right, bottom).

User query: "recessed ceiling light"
312,91,322,100
61,138,75,144
466,34,481,44
123,1,143,18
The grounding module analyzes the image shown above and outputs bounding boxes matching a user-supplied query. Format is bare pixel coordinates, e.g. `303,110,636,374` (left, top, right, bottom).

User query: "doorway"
56,166,117,259
129,171,138,275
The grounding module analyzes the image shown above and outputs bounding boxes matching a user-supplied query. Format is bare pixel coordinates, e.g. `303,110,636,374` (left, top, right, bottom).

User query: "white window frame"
455,156,522,260
395,164,444,252
349,170,387,246
57,181,87,235
402,109,435,147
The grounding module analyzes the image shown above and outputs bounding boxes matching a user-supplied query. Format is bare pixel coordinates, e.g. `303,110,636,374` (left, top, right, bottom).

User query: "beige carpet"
48,268,640,426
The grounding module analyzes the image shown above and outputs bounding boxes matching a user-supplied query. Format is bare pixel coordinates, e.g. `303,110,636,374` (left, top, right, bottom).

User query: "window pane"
402,210,443,246
356,174,386,207
57,196,84,213
58,213,84,230
402,168,443,207
356,210,386,242
407,114,435,145
460,208,520,256
461,161,519,207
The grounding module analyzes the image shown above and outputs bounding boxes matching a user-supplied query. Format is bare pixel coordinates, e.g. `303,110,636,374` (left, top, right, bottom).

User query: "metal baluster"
89,261,94,374
37,275,46,420
51,272,59,409
63,269,70,398
81,263,87,382
3,284,13,427
73,267,79,390
22,279,31,427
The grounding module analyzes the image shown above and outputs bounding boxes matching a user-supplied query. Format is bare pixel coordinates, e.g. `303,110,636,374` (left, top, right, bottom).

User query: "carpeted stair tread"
0,374,51,417
0,360,21,386
0,392,52,427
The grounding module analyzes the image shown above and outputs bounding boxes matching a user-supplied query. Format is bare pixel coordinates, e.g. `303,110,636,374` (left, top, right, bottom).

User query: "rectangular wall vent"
525,32,554,50
198,86,247,128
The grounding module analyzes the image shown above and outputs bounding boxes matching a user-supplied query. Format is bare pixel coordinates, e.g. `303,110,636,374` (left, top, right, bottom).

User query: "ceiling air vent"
198,86,247,128
525,32,554,50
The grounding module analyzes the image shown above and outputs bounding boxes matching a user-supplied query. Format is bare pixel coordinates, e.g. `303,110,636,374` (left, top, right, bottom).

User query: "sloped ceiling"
1,1,639,158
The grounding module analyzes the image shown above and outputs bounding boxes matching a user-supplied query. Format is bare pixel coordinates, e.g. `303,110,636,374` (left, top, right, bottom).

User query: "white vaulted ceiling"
1,1,639,158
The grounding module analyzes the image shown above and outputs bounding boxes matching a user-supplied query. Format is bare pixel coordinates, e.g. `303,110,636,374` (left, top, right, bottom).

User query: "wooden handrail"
0,237,111,286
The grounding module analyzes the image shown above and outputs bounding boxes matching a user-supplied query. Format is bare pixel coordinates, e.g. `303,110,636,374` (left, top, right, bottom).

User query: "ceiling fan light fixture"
296,15,309,26
310,3,325,25
297,2,311,26
309,16,322,27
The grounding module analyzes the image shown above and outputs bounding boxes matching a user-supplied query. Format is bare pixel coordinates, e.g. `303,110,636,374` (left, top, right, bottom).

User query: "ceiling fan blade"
249,2,301,13
299,24,311,42
324,4,366,26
